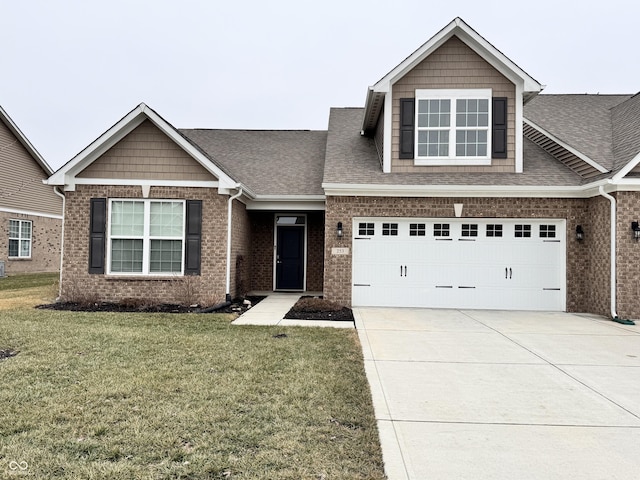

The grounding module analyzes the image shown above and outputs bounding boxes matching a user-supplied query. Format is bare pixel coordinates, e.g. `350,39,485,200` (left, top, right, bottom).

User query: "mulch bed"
284,307,354,321
36,296,265,315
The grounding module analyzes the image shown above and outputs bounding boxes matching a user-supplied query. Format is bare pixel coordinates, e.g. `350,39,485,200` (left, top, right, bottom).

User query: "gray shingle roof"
524,94,632,171
611,93,640,170
323,108,582,187
179,129,327,196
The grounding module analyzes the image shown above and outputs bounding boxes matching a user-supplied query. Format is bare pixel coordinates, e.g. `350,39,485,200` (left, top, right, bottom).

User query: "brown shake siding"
61,185,228,305
0,212,61,274
324,196,592,313
391,36,516,173
77,120,216,182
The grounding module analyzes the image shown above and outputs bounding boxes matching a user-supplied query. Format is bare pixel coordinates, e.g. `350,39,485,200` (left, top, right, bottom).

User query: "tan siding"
77,120,217,181
391,36,516,173
0,120,62,217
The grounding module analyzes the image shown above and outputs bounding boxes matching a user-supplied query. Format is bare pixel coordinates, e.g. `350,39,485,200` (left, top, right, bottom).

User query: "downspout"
225,187,243,303
598,185,635,325
53,186,65,300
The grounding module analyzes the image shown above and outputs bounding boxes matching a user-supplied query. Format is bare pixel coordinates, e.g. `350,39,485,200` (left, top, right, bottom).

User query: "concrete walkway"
232,293,354,328
355,308,640,480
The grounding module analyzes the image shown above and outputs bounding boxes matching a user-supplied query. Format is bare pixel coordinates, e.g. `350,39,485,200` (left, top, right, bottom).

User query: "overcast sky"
2,0,638,170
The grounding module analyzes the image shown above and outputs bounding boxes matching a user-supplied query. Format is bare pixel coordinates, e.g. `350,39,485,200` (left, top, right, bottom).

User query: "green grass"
0,272,59,291
0,280,385,479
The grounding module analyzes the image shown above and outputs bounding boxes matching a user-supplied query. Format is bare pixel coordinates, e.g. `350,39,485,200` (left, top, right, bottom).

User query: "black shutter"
399,98,415,159
492,97,508,159
89,198,106,274
184,200,202,275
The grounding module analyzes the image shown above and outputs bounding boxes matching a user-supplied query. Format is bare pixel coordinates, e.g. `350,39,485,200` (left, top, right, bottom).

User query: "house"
0,106,63,275
46,18,640,319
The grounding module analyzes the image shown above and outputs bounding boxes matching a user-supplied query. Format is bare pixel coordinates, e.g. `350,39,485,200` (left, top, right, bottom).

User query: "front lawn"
0,275,385,479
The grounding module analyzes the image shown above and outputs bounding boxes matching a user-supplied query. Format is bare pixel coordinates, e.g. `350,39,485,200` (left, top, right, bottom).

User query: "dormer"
362,18,542,174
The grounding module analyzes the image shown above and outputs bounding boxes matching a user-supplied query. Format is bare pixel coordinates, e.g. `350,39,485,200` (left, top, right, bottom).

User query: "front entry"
275,215,306,290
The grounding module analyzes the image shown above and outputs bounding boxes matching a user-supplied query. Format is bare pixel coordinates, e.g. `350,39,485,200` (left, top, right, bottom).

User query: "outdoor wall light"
337,222,343,238
576,225,584,241
632,221,640,241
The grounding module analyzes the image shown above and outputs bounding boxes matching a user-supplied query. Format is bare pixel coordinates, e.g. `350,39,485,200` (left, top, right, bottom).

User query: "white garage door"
352,218,566,311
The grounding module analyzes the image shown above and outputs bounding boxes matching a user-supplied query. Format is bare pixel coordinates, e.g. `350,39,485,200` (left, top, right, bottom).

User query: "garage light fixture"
575,225,584,241
337,222,343,238
632,221,640,241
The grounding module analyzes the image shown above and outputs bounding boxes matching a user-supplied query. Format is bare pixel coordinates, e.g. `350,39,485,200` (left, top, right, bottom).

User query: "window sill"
8,257,31,261
105,275,186,282
414,158,492,166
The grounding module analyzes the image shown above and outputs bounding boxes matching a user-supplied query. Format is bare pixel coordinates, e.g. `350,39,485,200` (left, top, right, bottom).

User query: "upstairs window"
415,89,491,165
9,219,31,258
400,90,506,165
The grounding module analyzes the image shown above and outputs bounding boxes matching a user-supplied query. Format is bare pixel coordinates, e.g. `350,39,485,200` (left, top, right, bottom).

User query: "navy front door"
276,225,304,290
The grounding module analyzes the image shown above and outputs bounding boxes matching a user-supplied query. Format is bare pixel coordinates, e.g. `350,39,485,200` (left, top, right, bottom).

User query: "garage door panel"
352,218,565,311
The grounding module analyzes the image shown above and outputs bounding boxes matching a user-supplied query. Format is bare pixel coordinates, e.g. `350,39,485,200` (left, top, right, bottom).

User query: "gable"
77,120,217,182
391,36,516,173
0,119,62,217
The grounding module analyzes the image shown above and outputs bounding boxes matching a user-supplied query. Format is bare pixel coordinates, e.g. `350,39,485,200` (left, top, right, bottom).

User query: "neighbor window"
415,89,492,165
108,200,185,274
9,219,31,258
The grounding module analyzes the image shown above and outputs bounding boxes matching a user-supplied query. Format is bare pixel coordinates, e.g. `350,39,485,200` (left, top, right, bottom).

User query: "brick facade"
248,211,325,292
614,192,640,319
0,211,62,275
61,185,229,306
324,196,596,312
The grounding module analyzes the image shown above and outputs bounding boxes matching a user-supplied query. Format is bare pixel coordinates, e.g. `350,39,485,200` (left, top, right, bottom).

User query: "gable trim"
612,151,640,181
46,103,239,192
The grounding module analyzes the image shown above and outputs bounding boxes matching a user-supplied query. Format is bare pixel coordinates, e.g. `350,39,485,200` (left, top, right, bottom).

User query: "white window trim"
414,88,492,166
8,219,32,259
106,199,186,276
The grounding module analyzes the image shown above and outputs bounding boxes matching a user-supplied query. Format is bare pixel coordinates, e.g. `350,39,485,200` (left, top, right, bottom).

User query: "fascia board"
73,178,220,188
524,119,608,174
246,194,326,211
0,105,53,175
612,151,640,181
0,206,63,220
322,182,601,199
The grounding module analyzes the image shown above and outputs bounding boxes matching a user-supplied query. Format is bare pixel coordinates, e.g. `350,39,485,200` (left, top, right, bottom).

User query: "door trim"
273,213,307,291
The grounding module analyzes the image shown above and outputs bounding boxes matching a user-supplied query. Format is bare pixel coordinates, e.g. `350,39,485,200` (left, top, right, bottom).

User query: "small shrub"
291,297,344,313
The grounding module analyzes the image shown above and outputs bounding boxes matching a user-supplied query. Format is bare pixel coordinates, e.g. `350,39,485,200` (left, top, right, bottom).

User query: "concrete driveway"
354,308,640,480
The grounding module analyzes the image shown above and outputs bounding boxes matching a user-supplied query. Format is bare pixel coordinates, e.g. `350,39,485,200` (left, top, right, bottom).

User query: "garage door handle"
404,266,407,277
509,268,512,279
505,267,508,279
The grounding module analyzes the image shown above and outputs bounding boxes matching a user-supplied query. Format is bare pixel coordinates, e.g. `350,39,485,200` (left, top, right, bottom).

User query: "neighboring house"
0,106,63,275
47,18,640,319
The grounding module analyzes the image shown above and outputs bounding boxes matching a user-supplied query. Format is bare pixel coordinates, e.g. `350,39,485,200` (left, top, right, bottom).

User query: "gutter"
53,186,65,300
598,185,635,325
225,186,243,302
